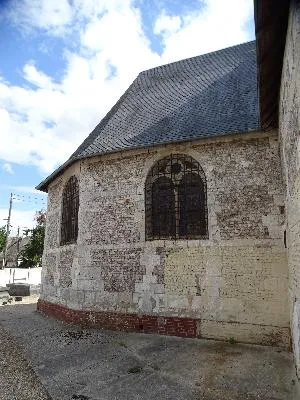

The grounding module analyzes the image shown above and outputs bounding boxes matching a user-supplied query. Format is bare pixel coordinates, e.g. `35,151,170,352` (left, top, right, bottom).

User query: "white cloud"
23,63,57,90
2,163,13,174
0,0,254,176
156,0,254,63
0,184,47,196
7,0,74,35
154,12,182,37
0,208,36,235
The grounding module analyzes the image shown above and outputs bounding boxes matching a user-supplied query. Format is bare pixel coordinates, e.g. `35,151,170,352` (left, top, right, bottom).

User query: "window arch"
145,154,208,240
60,175,79,245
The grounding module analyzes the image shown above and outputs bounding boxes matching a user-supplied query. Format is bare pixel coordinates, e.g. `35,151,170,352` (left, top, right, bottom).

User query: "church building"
37,0,300,381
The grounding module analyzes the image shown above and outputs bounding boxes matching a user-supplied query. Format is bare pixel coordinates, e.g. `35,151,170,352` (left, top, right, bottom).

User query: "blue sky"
0,0,255,234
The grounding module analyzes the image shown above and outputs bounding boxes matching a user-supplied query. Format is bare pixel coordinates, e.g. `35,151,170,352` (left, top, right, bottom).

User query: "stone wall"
40,131,289,347
279,0,300,374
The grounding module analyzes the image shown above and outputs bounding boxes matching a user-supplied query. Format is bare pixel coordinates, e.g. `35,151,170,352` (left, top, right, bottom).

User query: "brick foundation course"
37,299,198,338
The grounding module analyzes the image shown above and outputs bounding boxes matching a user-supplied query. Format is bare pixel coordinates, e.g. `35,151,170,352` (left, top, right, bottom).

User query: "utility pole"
16,226,20,268
2,193,13,269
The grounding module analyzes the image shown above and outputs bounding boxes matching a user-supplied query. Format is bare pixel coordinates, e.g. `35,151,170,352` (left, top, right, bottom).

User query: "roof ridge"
137,40,255,79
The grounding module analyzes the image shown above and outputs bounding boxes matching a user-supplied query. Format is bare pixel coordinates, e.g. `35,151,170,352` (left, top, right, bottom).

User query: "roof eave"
36,127,262,192
36,158,74,193
254,0,290,130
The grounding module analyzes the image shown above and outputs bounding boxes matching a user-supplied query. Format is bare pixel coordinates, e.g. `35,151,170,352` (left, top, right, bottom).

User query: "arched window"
145,154,208,240
60,176,79,245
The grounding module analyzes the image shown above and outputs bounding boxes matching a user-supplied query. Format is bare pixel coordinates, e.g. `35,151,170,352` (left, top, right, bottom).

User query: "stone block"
0,290,10,304
6,283,30,297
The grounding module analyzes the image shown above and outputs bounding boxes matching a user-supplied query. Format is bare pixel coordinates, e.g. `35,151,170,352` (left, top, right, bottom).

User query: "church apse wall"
39,132,289,348
279,0,300,375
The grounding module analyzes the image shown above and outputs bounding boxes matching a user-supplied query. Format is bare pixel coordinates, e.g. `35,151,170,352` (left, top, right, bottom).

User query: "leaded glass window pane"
60,176,79,245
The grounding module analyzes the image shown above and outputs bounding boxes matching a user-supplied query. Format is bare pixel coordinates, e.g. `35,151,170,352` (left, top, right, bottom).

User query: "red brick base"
37,299,198,338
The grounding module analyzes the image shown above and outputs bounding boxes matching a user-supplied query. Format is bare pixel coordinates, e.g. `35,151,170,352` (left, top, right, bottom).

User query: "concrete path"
0,303,298,400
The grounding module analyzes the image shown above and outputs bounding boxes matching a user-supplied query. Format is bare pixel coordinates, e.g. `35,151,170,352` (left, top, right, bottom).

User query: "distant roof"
37,40,260,191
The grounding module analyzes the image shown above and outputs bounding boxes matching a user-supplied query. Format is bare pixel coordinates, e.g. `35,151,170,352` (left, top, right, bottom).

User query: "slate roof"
37,40,260,191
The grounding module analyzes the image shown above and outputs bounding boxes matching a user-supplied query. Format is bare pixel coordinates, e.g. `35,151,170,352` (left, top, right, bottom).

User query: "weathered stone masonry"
39,132,290,348
279,0,300,374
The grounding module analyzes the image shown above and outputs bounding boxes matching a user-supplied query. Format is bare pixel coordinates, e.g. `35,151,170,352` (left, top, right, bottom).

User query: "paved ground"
0,302,298,400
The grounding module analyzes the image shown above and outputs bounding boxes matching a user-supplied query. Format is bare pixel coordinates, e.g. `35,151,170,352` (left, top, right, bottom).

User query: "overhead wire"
2,192,47,237
12,192,47,206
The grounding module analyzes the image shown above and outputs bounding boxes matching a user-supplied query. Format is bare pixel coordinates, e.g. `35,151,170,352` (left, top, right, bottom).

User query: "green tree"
19,210,46,268
0,226,7,252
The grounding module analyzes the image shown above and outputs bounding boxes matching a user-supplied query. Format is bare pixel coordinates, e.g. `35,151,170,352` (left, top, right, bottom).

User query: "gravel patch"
0,327,51,400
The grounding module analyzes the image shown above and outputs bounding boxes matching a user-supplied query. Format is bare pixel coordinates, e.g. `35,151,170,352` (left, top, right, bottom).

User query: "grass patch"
128,366,143,374
116,340,128,348
229,337,237,345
